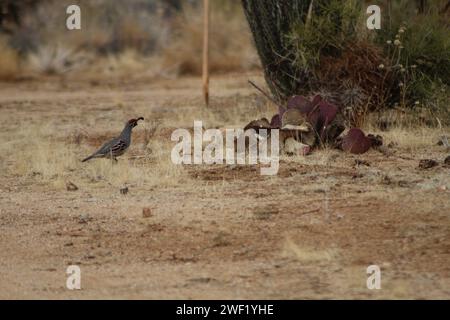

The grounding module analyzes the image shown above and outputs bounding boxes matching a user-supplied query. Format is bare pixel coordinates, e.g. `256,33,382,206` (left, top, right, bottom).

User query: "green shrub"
279,0,450,123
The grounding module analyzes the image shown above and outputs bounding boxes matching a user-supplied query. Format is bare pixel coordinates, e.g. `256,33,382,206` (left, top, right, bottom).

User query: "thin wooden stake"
202,0,210,107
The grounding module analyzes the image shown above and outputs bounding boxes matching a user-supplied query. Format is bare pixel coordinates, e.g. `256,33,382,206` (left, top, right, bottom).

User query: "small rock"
253,206,278,220
381,175,392,185
377,146,394,157
368,134,383,147
120,186,129,195
212,232,231,247
444,156,450,167
283,137,311,156
142,207,152,218
352,173,364,179
397,180,410,188
419,159,438,170
78,214,91,224
437,136,449,148
387,141,398,148
66,181,78,191
355,159,370,167
188,277,215,284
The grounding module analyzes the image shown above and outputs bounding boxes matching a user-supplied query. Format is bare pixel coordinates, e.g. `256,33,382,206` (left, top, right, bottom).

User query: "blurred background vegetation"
0,0,258,80
0,0,448,125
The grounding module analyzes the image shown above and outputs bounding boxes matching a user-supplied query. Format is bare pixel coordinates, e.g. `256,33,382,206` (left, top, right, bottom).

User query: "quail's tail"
82,154,96,162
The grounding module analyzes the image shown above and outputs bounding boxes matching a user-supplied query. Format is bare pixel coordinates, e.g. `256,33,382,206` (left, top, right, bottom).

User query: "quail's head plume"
82,117,144,163
127,117,144,128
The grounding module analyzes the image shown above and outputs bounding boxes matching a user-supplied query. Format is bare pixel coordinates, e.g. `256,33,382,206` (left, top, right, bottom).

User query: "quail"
82,117,144,162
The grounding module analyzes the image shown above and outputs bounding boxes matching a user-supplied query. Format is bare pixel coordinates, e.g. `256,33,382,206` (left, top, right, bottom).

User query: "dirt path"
0,75,449,299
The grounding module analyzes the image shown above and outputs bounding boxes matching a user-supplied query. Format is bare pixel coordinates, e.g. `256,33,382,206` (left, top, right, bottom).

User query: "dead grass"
82,152,185,188
2,122,186,190
363,112,448,151
2,124,76,187
283,237,339,263
378,127,445,150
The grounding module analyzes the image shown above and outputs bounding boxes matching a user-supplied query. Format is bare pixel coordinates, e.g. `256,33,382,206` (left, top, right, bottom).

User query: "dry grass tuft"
373,127,446,152
283,237,339,263
27,44,91,75
5,124,78,186
364,111,449,151
2,123,186,190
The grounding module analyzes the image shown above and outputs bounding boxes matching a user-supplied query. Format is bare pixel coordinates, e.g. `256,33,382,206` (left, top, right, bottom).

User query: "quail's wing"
95,137,118,155
110,139,128,154
96,137,127,156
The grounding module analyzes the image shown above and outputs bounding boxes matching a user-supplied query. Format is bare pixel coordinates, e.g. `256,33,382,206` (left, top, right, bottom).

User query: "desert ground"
0,73,449,299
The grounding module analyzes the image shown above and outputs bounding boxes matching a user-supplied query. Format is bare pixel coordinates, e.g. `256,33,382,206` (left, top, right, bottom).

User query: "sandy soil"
0,74,449,299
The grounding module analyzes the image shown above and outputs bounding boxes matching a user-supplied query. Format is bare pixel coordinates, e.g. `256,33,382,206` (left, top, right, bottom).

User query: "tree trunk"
416,0,426,13
241,0,311,102
441,0,450,14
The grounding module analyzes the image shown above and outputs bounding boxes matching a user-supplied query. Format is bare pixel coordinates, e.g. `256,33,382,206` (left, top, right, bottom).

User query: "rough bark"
241,0,310,102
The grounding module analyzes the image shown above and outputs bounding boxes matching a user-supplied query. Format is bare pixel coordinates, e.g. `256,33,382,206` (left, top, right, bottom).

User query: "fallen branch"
248,80,284,111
